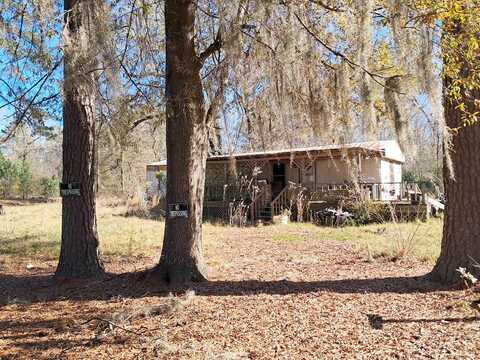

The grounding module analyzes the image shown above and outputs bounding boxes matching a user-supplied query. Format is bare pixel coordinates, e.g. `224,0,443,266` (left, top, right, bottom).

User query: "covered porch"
204,179,426,223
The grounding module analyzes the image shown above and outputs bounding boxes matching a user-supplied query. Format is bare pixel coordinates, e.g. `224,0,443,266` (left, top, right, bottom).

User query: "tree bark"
207,119,223,156
155,0,208,283
430,83,480,283
55,0,104,279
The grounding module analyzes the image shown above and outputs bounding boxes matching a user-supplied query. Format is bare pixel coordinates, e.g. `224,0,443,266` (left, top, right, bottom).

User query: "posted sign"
168,203,189,219
60,182,81,197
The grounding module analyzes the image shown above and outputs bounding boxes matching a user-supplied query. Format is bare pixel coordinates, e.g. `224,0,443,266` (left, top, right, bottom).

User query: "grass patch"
0,201,443,263
327,219,443,262
262,220,442,262
271,233,304,242
0,202,167,259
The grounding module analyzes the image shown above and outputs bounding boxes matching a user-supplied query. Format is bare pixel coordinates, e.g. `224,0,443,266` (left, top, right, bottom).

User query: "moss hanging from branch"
353,0,377,140
384,76,411,151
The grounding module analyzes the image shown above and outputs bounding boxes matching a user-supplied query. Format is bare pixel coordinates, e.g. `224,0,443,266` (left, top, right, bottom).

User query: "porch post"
358,152,362,178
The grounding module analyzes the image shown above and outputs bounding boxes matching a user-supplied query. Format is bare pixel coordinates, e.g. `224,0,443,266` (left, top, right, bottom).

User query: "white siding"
380,140,405,163
378,160,402,200
314,156,403,201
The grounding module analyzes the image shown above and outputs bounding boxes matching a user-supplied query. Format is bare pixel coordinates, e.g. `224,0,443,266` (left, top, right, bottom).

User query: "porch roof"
146,140,405,168
147,159,167,167
207,141,404,163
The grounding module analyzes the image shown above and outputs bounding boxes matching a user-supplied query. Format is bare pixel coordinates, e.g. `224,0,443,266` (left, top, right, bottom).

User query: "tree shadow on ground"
366,313,480,330
0,318,106,357
0,270,463,305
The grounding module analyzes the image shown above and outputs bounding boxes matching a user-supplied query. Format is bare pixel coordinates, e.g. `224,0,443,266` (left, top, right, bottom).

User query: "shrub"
125,192,150,218
39,177,58,198
346,200,392,225
390,222,420,261
403,171,440,194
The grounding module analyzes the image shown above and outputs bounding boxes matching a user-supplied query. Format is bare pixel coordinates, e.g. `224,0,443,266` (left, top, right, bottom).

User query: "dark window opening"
272,162,286,199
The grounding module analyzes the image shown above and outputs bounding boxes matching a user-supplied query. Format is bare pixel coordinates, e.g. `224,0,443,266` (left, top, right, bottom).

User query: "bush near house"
345,200,392,225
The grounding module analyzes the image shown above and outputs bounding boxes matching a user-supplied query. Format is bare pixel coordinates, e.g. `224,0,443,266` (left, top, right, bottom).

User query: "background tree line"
0,153,57,199
0,125,59,199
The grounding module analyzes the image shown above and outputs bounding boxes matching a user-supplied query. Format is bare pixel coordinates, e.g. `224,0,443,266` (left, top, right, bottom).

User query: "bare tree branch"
307,0,345,12
0,57,62,112
198,30,222,65
1,58,62,144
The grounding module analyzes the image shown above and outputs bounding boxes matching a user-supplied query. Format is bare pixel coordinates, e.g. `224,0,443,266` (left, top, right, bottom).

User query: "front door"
272,162,286,199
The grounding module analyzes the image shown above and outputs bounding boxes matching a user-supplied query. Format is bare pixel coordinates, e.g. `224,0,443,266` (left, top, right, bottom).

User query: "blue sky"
0,1,63,139
0,2,442,152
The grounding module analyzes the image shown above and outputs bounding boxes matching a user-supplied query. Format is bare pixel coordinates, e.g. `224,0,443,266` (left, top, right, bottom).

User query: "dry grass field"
1,200,479,359
0,200,443,264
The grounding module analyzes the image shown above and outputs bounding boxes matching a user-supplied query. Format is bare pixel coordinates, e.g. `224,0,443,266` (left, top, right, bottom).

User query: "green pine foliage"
39,177,58,198
17,162,33,200
0,152,58,199
0,153,18,198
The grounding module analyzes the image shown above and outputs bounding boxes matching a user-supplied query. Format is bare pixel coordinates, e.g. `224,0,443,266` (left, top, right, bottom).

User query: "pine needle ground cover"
0,202,478,359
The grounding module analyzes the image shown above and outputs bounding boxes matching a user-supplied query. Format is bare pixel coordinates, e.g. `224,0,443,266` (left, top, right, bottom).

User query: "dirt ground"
1,225,479,359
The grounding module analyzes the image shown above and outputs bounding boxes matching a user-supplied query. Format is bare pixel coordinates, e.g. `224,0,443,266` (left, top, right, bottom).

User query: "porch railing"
315,182,423,202
206,181,429,223
250,185,270,220
271,182,297,216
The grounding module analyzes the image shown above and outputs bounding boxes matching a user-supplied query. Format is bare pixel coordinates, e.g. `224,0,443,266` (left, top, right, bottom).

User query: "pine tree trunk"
55,0,104,279
155,0,208,284
430,83,480,283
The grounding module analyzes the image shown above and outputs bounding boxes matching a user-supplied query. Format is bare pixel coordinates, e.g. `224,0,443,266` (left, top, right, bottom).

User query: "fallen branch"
81,317,146,336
